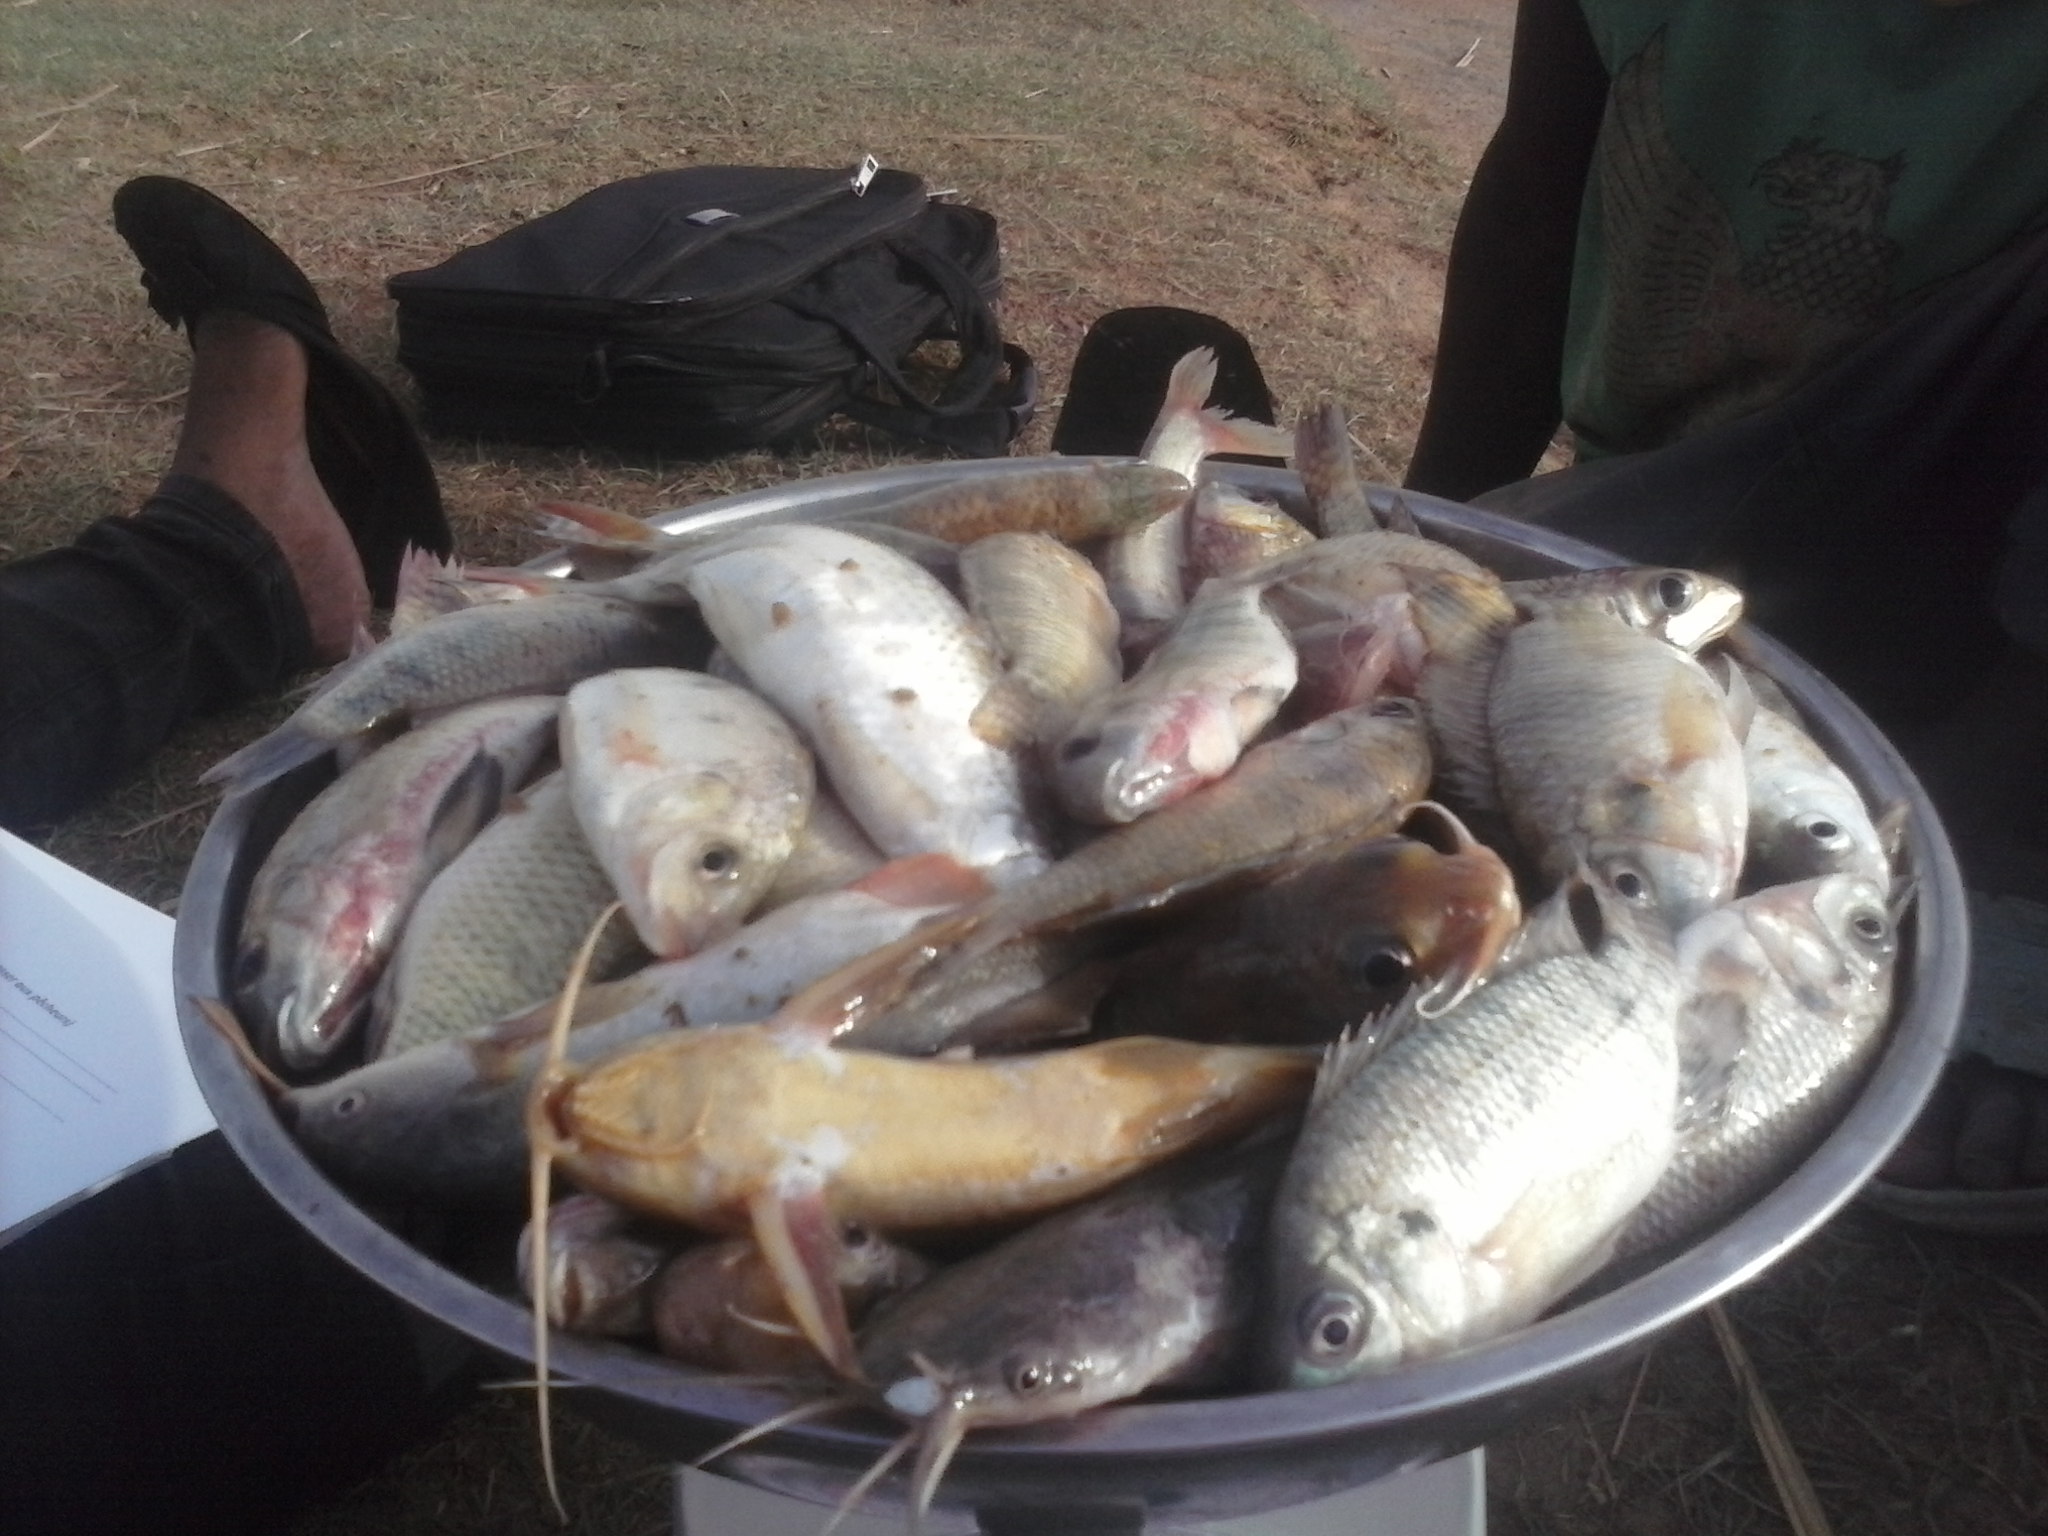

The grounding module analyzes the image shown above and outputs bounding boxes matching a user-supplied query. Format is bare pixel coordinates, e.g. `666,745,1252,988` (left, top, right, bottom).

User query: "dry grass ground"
7,2,2047,1533
5,0,1458,904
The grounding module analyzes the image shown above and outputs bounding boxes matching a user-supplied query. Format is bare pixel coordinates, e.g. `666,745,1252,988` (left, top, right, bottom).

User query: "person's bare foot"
165,311,369,662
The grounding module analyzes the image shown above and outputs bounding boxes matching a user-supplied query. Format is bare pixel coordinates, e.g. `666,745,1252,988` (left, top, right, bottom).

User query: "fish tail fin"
391,544,457,630
1199,408,1291,463
536,499,672,550
199,719,331,791
1161,347,1220,422
968,675,1036,749
1376,491,1424,537
848,853,995,910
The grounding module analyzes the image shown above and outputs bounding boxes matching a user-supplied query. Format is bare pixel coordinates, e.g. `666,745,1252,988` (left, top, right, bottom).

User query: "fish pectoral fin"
747,1174,861,1382
960,960,1120,1051
537,498,668,547
424,751,509,867
1675,992,1750,1136
1476,1159,1650,1321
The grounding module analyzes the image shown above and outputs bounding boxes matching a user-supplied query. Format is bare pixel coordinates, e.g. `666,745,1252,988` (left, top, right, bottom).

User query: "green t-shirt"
1561,0,2048,458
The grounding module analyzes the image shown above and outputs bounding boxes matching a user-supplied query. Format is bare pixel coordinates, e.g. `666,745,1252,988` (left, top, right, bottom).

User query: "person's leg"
0,1133,478,1536
0,314,369,833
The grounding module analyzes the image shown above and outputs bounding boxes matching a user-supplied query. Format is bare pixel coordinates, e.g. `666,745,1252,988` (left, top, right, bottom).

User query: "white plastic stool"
675,1447,1486,1535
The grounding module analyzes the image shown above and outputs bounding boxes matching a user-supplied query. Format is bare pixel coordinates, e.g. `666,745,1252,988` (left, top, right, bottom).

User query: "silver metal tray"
173,459,1967,1529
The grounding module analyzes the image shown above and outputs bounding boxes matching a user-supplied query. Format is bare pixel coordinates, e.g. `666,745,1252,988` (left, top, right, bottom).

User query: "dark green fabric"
1562,0,2048,457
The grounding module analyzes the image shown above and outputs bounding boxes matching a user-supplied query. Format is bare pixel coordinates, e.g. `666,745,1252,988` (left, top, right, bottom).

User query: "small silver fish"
370,772,641,1058
234,695,560,1073
204,593,701,788
1052,578,1298,824
959,531,1122,752
560,667,814,957
1619,873,1899,1258
682,524,1050,884
1505,567,1743,652
1489,611,1749,928
1265,876,1682,1386
1740,693,1891,889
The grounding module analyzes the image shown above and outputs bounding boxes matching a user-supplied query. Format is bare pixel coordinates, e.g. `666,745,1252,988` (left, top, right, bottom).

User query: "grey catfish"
854,1137,1289,1529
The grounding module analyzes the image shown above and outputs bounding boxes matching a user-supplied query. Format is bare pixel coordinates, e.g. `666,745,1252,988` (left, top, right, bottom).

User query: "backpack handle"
789,223,1037,455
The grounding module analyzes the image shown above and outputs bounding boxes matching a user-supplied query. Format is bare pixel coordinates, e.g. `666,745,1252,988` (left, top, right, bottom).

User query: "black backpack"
386,163,1036,458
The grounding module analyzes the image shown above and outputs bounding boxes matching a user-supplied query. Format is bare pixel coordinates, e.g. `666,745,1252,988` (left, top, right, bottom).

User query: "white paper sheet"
0,827,215,1240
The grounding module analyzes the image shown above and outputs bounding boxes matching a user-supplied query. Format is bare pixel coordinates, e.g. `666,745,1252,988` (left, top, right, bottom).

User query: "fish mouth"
1415,867,1523,1017
1111,759,1185,819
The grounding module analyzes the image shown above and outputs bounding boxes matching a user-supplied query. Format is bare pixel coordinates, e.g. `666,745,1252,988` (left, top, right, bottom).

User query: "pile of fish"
202,350,1907,1523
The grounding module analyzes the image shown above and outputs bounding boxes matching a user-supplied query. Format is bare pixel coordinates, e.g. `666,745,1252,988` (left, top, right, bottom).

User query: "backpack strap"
787,225,1037,455
839,343,1039,456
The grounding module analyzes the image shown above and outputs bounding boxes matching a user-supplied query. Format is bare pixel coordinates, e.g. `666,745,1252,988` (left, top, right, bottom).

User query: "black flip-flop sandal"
111,176,452,606
1051,305,1277,457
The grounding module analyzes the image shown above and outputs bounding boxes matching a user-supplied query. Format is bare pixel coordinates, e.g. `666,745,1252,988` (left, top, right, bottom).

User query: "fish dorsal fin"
1371,490,1424,537
1311,992,1420,1111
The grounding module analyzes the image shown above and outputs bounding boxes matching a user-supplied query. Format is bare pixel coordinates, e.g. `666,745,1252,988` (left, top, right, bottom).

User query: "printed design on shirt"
1587,27,1902,448
1740,139,1902,323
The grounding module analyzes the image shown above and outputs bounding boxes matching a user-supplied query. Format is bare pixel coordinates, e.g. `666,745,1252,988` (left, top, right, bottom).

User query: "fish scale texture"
1271,886,1683,1378
376,775,634,1056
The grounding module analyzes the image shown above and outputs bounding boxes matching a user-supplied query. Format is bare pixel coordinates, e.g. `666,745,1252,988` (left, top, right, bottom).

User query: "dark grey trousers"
0,474,310,833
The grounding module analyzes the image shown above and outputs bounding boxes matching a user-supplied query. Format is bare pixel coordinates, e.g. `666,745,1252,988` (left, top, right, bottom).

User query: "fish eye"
1004,1356,1068,1396
1297,1289,1369,1364
1849,907,1890,945
334,1091,365,1118
1803,816,1848,849
1336,936,1413,991
698,843,740,879
1371,697,1418,719
1654,572,1697,612
1059,734,1101,762
1601,861,1651,904
232,942,267,994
